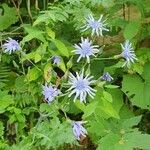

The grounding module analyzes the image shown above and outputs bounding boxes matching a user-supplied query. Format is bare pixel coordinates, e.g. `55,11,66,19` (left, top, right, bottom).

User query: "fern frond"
0,64,10,82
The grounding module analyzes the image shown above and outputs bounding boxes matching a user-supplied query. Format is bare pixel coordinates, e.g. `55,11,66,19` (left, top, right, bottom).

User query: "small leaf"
83,101,98,118
26,67,41,82
44,63,52,83
34,53,41,63
103,91,113,102
46,27,55,39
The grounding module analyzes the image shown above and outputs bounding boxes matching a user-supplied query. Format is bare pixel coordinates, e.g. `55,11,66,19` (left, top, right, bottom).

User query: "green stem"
93,57,116,61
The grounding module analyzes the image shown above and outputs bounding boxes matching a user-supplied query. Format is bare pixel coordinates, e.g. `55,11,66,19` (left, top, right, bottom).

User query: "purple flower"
72,121,87,140
101,72,113,82
81,14,109,36
67,70,96,103
72,37,99,63
52,56,61,65
121,40,137,68
2,38,21,54
42,84,60,103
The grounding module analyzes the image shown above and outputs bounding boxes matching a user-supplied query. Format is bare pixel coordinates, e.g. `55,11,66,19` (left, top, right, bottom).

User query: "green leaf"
26,67,41,82
44,63,52,83
0,90,14,113
103,91,113,102
105,85,119,89
124,21,141,40
83,101,98,118
99,98,120,119
142,61,150,82
107,89,124,114
0,4,18,31
34,53,42,63
21,25,46,44
121,116,142,129
46,27,55,39
51,39,70,57
122,74,150,109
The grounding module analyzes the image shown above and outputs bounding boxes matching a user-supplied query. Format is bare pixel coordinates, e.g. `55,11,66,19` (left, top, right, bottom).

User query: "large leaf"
122,62,150,109
98,131,150,150
123,21,141,40
0,4,18,31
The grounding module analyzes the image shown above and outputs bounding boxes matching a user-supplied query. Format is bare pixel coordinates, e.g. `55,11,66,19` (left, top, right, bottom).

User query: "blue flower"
73,37,99,63
42,84,60,103
67,70,96,103
2,38,21,54
101,72,113,82
72,121,87,140
82,14,109,36
121,40,137,67
52,56,61,65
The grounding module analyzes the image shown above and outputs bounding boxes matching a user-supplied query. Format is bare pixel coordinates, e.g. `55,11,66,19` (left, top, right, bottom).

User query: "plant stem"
93,57,116,61
11,0,23,24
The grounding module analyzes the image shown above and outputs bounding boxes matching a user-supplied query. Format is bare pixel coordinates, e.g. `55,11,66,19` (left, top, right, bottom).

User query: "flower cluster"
2,13,138,143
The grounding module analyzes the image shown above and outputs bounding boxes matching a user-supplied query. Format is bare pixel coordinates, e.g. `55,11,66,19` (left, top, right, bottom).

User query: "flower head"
2,38,21,54
101,72,113,82
72,121,87,140
82,14,109,36
42,84,60,103
72,37,99,63
67,70,96,103
52,55,61,65
121,40,137,67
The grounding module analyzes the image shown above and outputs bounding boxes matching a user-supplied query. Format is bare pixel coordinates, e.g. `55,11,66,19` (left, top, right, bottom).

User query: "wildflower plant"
0,1,150,150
